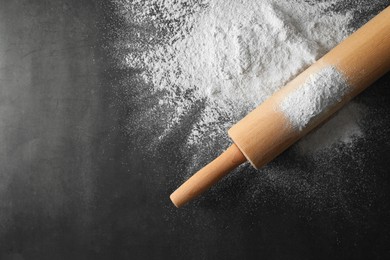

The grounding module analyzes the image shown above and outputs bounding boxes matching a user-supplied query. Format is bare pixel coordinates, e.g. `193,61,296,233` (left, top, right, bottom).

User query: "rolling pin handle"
170,143,247,207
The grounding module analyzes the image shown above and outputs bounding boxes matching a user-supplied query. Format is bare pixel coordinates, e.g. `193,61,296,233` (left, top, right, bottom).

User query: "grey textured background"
0,1,389,259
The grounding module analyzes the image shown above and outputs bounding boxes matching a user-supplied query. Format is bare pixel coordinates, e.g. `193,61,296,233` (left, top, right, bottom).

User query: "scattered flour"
119,0,365,153
296,102,365,155
280,66,350,131
111,0,389,216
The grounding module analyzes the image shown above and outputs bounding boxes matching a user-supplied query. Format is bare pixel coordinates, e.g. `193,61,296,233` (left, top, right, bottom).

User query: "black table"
0,1,389,259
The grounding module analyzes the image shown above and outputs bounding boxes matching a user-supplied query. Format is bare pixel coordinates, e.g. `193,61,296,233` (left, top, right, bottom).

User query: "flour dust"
111,0,385,214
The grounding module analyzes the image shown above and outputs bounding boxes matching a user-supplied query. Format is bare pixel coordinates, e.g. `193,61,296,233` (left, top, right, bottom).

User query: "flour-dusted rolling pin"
170,7,390,208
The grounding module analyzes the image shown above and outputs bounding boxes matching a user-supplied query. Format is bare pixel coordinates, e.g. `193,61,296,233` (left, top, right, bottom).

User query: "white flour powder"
112,0,388,215
280,66,350,130
120,0,364,153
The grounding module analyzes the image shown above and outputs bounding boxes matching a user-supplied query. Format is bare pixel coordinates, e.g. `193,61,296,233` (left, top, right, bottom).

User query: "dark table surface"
0,1,389,259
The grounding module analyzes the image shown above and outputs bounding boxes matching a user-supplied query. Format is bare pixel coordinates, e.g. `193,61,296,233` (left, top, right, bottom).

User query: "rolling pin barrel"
170,6,390,207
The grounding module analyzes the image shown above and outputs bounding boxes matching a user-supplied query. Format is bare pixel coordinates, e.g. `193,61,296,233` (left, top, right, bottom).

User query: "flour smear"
280,66,350,131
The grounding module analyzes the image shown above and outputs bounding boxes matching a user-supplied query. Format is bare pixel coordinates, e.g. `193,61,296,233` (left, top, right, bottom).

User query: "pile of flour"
118,0,367,154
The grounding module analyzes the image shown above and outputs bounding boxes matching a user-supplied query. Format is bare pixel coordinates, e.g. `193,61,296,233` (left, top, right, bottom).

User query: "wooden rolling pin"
170,6,390,208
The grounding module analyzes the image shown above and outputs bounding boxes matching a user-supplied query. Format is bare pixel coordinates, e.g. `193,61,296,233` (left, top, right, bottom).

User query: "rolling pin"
170,6,390,208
